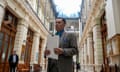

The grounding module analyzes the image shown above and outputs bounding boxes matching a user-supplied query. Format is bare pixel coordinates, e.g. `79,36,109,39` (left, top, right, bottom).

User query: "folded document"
46,35,59,59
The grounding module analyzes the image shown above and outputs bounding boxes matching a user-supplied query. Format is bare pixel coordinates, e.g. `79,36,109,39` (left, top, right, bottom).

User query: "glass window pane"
2,35,9,62
8,14,13,22
7,38,13,60
5,34,9,42
2,45,8,62
0,32,4,48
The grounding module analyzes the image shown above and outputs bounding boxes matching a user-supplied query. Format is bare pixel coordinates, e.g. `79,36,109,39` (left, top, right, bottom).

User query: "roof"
50,0,82,19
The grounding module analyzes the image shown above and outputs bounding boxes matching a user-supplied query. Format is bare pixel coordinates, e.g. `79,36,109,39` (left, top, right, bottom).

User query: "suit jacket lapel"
59,32,67,48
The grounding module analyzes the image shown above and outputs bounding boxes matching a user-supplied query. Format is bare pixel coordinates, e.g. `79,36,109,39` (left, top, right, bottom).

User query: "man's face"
13,51,16,55
55,19,65,31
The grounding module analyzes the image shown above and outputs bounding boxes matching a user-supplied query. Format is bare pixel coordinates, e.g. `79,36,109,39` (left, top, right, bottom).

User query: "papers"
46,35,59,59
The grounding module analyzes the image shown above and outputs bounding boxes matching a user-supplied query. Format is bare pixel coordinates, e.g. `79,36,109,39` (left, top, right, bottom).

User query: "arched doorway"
0,9,17,72
24,29,33,66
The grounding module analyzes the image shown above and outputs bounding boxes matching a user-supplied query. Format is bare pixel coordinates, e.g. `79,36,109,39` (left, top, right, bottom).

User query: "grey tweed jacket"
47,32,78,72
58,32,78,72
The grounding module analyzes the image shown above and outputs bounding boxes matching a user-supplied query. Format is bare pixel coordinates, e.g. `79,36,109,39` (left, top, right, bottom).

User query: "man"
45,18,78,72
9,51,19,72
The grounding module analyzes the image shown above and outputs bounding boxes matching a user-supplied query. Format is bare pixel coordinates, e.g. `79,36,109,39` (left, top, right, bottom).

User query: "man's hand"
54,48,63,55
44,50,51,56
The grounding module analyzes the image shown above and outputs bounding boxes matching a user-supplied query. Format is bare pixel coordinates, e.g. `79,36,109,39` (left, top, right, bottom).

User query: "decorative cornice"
14,0,50,36
34,32,40,37
18,19,29,28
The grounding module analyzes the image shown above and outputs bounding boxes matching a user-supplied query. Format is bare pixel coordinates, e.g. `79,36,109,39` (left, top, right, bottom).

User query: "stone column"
40,38,47,70
14,19,28,63
87,32,94,71
83,40,87,71
87,32,94,64
83,43,85,65
0,0,6,30
81,47,84,70
31,32,40,64
93,18,103,72
79,48,82,64
84,41,87,64
82,47,84,64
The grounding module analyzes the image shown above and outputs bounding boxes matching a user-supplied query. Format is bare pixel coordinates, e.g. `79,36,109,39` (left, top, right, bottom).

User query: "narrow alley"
0,0,120,72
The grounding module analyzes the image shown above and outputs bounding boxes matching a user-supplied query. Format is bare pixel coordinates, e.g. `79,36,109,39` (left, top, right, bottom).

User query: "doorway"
0,9,17,72
101,11,109,72
24,29,33,66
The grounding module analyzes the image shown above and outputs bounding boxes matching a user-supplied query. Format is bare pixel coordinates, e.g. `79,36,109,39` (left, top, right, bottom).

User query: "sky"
52,0,82,18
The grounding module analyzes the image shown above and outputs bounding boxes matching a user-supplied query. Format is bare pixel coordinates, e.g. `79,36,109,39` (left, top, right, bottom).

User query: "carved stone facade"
79,0,120,72
0,0,54,71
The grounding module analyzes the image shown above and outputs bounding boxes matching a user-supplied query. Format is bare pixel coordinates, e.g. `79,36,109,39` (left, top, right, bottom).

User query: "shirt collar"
55,30,64,37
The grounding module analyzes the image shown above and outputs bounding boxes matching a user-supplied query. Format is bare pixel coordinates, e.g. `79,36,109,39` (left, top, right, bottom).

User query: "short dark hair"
56,17,66,24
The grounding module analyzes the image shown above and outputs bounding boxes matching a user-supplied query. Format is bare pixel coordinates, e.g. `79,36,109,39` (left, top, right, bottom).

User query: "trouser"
10,66,16,72
47,58,59,72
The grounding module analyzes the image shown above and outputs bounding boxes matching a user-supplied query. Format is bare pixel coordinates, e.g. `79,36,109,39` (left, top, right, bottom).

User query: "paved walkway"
41,69,86,72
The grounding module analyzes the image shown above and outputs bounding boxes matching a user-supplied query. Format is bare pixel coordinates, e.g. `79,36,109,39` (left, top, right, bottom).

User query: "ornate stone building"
79,0,120,72
0,0,54,72
1,0,120,72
